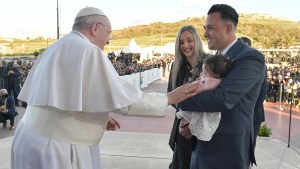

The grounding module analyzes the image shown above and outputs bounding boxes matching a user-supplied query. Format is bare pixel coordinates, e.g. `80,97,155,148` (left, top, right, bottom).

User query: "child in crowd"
177,54,232,141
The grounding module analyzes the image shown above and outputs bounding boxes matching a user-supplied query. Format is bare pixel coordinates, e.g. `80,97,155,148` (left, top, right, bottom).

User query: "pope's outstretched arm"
111,82,198,117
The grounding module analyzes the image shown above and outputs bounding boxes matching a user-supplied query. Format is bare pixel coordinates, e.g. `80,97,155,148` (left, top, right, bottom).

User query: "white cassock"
12,31,168,169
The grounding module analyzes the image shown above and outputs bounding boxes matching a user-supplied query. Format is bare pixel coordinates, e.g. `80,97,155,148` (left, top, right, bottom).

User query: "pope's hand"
106,116,120,131
167,82,198,105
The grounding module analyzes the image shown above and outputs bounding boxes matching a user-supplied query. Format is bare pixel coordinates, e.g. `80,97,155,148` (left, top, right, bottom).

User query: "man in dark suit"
178,4,266,169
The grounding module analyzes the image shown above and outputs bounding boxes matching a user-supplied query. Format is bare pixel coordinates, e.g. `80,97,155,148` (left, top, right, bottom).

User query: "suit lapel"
225,39,245,61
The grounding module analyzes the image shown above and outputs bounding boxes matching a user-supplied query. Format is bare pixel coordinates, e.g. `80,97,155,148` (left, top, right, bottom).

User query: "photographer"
1,62,21,106
0,89,16,130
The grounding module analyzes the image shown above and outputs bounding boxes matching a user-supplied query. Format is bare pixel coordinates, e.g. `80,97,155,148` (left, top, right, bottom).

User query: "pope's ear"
91,23,98,36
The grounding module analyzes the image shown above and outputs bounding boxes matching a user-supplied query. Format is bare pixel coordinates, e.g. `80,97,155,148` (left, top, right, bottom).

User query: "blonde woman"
168,25,207,169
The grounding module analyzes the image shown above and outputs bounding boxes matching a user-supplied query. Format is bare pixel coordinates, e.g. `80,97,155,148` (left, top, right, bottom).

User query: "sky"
0,0,299,39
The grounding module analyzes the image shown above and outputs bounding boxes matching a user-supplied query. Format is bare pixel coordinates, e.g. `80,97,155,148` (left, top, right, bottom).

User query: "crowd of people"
0,54,174,79
266,65,300,108
111,54,174,76
0,59,33,130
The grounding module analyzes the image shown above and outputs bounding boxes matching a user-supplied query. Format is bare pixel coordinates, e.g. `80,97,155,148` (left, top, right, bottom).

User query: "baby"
177,54,232,141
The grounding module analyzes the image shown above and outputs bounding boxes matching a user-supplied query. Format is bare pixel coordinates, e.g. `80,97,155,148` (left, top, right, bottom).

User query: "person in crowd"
241,36,252,46
266,76,275,101
168,25,207,169
178,4,266,168
177,55,232,141
1,62,21,106
11,7,199,169
284,75,300,107
161,59,167,76
241,36,268,150
271,76,280,102
0,89,16,130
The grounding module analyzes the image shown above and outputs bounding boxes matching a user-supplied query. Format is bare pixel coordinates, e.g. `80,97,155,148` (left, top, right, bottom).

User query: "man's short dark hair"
208,4,239,27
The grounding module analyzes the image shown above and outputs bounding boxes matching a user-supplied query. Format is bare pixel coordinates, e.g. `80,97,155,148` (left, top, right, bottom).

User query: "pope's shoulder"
46,32,101,57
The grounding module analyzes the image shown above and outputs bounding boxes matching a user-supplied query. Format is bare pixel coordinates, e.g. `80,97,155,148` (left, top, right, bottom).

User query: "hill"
1,13,299,56
107,13,300,51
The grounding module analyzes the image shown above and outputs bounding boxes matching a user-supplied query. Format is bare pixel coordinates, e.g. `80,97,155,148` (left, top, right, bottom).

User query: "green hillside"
107,14,300,51
1,13,299,56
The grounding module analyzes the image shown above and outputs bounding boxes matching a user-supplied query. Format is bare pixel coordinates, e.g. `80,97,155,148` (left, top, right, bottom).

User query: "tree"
271,37,282,48
282,35,296,48
262,37,272,48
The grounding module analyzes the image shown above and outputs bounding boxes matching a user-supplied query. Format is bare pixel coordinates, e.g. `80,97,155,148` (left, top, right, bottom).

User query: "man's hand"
167,82,198,105
179,118,192,139
106,116,120,131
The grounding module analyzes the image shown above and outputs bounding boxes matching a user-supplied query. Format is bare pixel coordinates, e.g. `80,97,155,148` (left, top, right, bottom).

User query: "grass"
258,123,272,137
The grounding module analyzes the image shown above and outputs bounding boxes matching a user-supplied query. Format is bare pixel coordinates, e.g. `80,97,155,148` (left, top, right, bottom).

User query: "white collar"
220,39,238,55
72,30,89,41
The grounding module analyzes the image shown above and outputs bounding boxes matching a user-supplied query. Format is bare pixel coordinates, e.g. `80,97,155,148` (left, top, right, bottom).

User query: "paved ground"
1,77,300,169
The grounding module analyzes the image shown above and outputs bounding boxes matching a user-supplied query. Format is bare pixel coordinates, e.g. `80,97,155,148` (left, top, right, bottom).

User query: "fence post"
279,83,283,110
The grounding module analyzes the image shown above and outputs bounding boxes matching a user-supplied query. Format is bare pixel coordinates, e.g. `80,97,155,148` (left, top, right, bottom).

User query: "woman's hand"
106,116,121,131
179,118,192,139
167,82,198,105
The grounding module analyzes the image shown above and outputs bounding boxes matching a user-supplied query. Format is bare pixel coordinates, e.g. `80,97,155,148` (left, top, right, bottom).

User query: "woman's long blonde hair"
171,25,206,90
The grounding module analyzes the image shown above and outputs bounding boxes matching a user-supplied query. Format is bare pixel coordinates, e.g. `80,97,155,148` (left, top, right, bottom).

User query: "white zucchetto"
76,7,106,18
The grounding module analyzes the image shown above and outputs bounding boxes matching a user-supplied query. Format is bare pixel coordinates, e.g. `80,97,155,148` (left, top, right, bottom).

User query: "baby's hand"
192,79,203,93
194,77,221,93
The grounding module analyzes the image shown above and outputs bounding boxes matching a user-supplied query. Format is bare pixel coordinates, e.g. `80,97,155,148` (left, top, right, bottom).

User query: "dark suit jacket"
254,69,267,125
253,68,267,149
179,39,266,169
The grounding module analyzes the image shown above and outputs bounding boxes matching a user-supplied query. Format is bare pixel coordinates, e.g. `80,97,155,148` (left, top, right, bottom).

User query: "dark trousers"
12,90,19,106
7,88,20,106
0,112,15,126
253,124,261,149
171,133,191,169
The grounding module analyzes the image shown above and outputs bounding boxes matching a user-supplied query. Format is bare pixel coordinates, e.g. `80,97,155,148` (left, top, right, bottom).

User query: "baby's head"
201,54,232,79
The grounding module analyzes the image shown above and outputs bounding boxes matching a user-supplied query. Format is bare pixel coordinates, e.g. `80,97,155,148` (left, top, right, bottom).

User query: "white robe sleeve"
111,92,168,117
127,92,168,117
